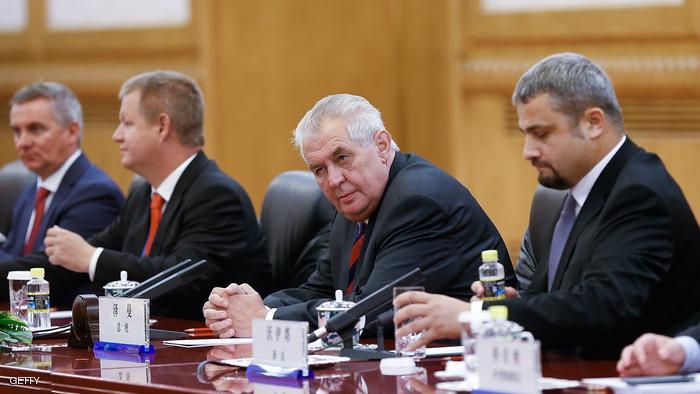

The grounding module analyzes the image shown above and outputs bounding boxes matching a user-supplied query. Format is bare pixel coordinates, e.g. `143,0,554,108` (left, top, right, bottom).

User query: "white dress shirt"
569,135,626,215
677,336,700,373
88,154,197,281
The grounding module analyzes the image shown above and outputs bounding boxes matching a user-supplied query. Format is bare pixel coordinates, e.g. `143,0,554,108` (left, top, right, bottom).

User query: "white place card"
251,319,309,374
98,297,149,347
476,338,541,394
100,359,151,384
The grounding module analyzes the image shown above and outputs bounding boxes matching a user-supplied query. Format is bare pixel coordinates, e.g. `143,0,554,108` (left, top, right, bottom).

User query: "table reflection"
199,345,375,393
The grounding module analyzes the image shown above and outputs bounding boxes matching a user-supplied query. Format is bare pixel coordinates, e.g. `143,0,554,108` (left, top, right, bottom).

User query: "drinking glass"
393,286,426,359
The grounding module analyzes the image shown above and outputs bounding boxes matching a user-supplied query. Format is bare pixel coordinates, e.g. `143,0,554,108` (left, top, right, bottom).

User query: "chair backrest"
527,185,567,268
515,185,566,292
128,174,148,196
260,171,335,290
0,160,35,236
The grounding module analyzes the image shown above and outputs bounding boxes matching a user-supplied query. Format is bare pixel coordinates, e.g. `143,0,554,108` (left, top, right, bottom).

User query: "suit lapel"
41,154,89,235
11,187,35,255
348,152,409,292
126,185,151,255
336,219,357,291
148,151,209,255
550,138,640,290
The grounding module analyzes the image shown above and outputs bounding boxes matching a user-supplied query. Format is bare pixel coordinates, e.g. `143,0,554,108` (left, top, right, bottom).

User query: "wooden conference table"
0,316,618,393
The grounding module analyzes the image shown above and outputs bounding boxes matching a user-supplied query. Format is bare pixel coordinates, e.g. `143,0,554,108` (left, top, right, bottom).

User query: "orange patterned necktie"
142,193,165,256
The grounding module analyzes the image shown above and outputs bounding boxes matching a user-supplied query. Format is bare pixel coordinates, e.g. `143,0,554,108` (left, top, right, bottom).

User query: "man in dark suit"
617,325,700,376
43,70,270,319
393,53,700,358
0,82,123,306
203,93,514,338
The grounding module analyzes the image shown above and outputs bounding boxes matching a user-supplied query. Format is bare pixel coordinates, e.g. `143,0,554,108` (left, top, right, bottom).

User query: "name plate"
98,297,149,348
100,360,151,384
476,338,541,394
251,319,309,376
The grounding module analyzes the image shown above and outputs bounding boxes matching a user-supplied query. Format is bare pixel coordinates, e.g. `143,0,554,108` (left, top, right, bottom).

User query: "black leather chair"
128,174,148,196
260,171,335,290
514,185,567,291
0,160,35,237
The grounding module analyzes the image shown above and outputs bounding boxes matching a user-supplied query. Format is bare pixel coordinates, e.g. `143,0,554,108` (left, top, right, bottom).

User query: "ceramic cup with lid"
103,270,139,297
316,290,365,348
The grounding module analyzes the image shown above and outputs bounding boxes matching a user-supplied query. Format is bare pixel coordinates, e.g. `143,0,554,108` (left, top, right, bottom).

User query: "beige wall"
1,0,698,261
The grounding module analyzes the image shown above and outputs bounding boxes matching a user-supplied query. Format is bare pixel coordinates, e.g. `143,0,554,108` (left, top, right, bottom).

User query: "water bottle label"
27,293,50,313
482,278,506,301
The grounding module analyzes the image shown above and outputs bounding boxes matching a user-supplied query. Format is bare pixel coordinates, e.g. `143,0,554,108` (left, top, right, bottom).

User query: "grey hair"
512,53,624,132
293,94,399,158
10,81,84,143
119,70,204,147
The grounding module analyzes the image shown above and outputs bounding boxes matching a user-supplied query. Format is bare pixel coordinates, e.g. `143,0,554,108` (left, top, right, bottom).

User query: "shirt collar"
37,150,82,193
151,153,197,202
570,135,626,213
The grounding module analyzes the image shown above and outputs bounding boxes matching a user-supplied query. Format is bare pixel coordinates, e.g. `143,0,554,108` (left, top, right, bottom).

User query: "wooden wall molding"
0,63,200,94
462,53,700,94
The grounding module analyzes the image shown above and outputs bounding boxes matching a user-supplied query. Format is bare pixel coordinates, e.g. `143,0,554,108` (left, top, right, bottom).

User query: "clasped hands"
203,283,268,338
44,225,95,273
392,281,519,351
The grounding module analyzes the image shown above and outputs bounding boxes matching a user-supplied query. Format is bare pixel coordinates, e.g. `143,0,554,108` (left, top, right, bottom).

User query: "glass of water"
7,271,32,323
393,286,426,359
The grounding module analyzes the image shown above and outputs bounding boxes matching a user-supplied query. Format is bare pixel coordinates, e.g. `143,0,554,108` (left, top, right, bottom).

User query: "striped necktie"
23,187,50,255
345,222,367,294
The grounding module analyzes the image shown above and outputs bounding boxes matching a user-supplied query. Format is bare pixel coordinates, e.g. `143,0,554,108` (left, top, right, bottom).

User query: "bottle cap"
488,305,508,320
30,267,45,279
481,250,498,262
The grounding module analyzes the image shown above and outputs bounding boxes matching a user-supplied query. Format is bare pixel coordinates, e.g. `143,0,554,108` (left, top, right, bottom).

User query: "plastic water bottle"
487,305,511,339
27,268,51,329
478,249,505,301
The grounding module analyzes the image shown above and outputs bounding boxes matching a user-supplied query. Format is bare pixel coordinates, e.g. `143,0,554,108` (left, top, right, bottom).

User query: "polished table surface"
0,316,619,393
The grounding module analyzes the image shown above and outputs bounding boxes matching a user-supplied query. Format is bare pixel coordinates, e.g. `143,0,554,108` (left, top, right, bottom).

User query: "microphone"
122,259,209,300
307,268,424,343
68,259,210,347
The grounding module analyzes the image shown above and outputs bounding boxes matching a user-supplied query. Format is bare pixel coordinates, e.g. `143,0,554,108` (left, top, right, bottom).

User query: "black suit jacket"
488,138,700,358
265,152,515,329
89,151,271,319
0,153,124,306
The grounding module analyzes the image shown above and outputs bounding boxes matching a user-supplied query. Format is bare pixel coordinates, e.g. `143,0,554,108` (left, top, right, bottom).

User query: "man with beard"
393,52,700,358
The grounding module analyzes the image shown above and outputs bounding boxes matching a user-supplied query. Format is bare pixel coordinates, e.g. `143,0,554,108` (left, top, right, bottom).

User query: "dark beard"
537,171,570,190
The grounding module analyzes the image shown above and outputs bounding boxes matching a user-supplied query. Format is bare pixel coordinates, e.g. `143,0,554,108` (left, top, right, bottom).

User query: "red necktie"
345,223,367,294
143,193,165,256
23,187,51,256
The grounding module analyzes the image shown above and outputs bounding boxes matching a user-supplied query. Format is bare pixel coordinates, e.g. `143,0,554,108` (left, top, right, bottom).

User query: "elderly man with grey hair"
203,93,514,338
393,52,700,358
0,81,124,306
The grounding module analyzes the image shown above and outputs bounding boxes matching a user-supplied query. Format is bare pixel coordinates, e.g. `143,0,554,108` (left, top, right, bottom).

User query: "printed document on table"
583,374,700,393
164,338,253,347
